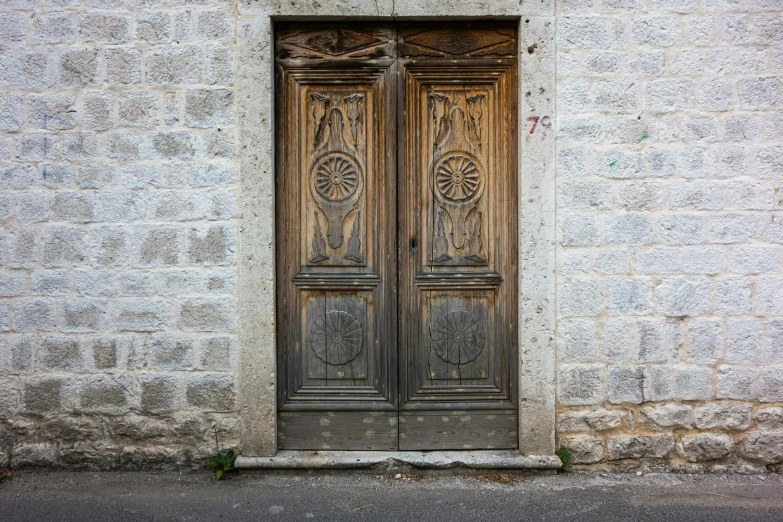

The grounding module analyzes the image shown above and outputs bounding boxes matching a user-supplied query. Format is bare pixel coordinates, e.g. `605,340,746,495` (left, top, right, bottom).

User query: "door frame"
237,8,556,458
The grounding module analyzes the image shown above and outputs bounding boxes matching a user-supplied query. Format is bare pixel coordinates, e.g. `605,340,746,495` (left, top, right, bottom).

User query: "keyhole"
409,237,418,252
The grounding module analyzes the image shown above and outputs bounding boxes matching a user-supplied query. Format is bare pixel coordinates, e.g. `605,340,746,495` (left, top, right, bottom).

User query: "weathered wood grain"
399,411,518,450
275,24,398,450
279,411,398,450
276,22,517,451
397,28,518,449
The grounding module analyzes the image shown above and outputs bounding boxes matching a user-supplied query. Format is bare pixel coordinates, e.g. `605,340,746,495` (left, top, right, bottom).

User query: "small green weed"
208,449,235,480
555,448,572,472
208,427,237,480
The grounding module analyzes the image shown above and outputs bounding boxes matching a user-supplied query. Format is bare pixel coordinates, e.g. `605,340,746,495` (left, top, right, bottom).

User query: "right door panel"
397,23,519,450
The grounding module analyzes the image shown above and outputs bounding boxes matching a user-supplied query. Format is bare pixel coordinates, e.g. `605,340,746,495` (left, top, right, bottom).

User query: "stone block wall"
0,0,781,470
555,0,783,469
0,0,240,469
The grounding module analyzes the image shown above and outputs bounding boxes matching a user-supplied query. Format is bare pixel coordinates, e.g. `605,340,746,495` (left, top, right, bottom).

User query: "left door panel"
275,24,398,450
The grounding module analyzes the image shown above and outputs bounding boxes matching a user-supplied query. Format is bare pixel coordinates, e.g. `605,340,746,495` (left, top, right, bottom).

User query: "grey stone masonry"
0,0,782,470
555,0,783,470
0,0,238,469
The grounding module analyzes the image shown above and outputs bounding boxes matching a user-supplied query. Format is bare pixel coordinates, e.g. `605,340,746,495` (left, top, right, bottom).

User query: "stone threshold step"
235,451,561,470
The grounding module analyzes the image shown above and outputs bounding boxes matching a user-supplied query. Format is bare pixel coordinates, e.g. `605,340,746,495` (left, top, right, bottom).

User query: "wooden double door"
275,22,518,450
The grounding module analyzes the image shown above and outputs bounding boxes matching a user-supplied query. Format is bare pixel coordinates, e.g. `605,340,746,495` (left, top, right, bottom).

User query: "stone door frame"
236,2,556,457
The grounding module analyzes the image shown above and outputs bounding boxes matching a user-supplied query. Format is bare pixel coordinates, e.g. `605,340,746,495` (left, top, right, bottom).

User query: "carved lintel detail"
343,94,364,149
400,26,515,58
344,210,364,263
308,210,329,264
281,28,389,57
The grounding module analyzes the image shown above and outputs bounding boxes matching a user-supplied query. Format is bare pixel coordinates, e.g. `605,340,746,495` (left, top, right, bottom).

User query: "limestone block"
118,273,155,297
61,300,106,332
641,404,695,430
111,299,167,332
41,226,90,267
677,433,734,462
608,365,647,404
741,432,783,464
56,48,102,87
13,299,56,331
560,436,604,463
132,225,181,267
558,409,624,432
558,364,606,406
105,48,141,85
145,46,202,85
78,377,132,414
607,434,675,460
91,226,129,268
187,223,236,265
148,335,196,370
186,375,235,411
716,366,758,401
139,374,183,414
78,13,131,44
23,378,67,413
200,337,236,371
177,298,236,332
695,403,752,430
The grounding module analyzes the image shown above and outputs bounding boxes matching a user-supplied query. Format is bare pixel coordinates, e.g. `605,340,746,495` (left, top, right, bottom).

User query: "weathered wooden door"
275,22,517,451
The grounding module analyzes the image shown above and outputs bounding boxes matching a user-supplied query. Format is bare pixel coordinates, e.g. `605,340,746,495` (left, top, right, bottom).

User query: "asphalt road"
1,470,782,521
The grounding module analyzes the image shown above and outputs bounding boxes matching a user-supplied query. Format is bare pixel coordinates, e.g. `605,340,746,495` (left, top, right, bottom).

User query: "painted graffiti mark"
527,115,552,138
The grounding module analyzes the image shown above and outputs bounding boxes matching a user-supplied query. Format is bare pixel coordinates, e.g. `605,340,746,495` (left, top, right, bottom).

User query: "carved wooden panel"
305,293,368,382
276,23,397,451
427,88,491,267
276,22,517,451
399,22,517,59
427,294,491,383
276,24,396,61
398,55,518,449
304,89,369,267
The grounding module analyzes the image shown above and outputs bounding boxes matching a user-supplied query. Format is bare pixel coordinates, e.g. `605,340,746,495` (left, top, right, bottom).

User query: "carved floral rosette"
431,310,486,365
310,310,364,365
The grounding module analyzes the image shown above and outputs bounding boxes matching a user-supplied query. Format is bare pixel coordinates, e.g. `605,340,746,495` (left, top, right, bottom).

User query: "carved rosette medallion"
311,310,363,365
313,152,361,202
434,152,483,204
431,310,485,365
